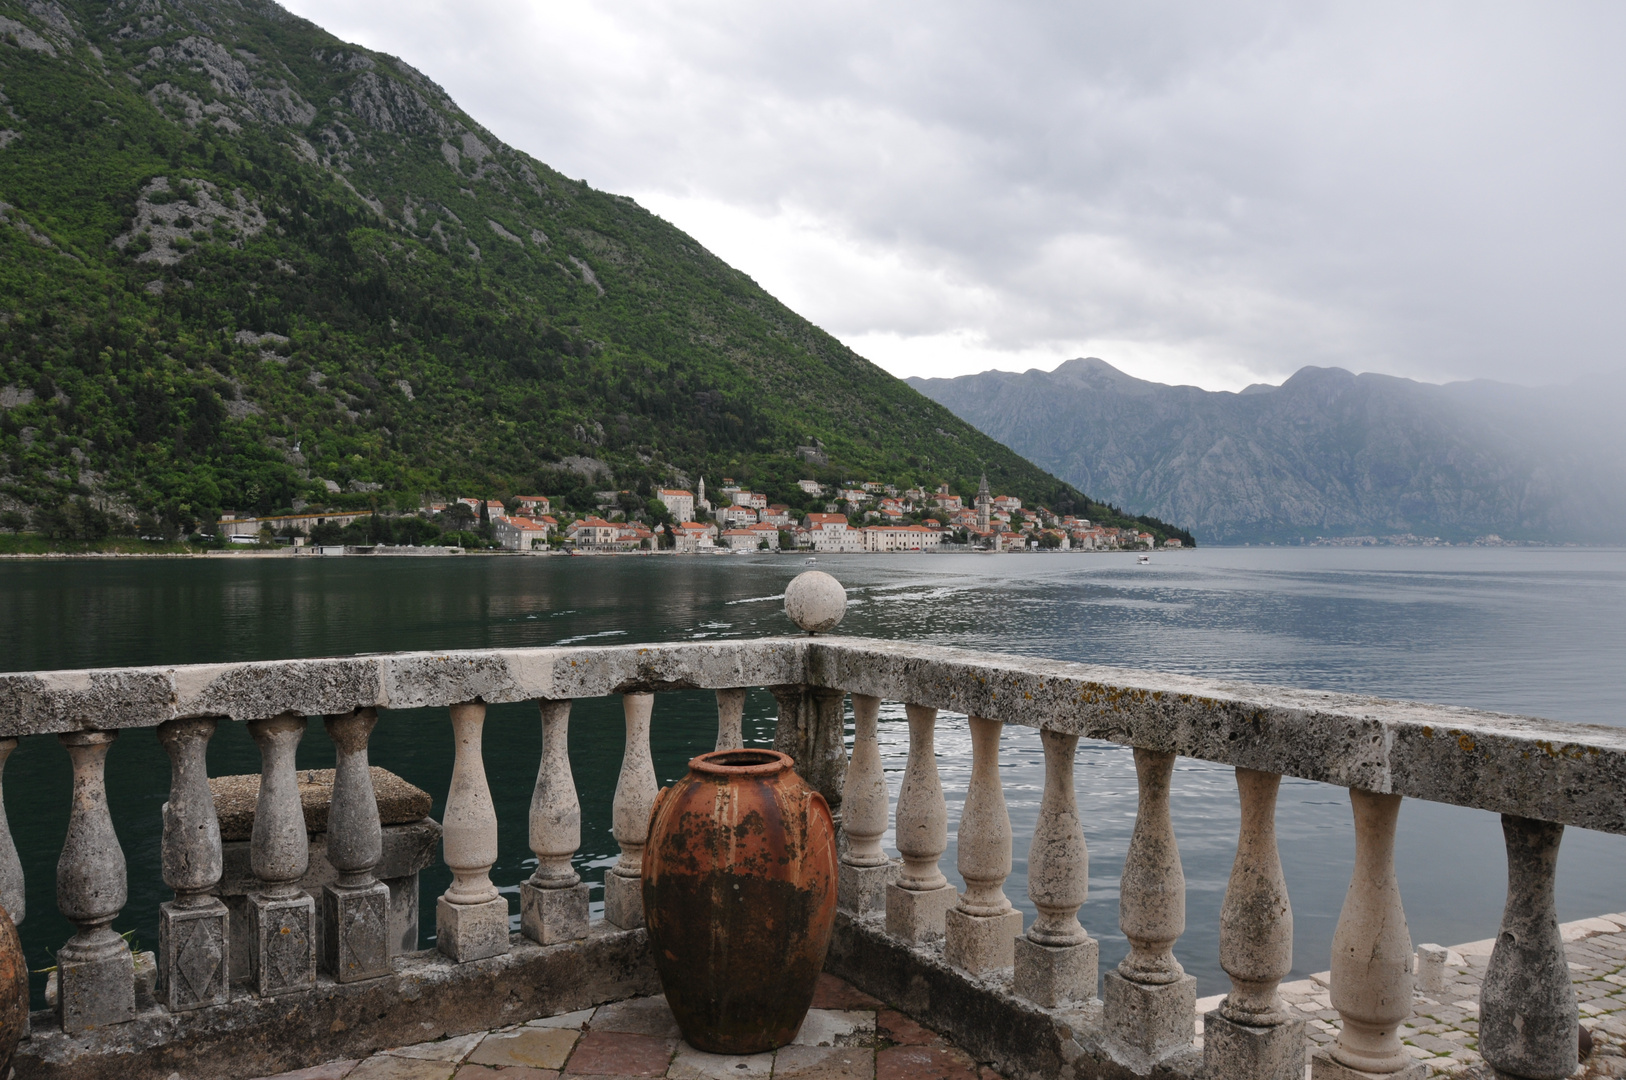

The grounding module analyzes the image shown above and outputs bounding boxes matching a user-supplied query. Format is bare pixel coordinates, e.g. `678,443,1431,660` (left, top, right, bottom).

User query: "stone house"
491,515,552,551
861,524,942,552
656,489,694,521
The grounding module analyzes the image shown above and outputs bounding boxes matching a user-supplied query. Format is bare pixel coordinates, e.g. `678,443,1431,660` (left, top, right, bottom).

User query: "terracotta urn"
643,749,838,1054
0,903,26,1076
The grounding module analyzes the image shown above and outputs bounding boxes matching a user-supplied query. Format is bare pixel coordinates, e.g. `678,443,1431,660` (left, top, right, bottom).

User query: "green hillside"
0,0,1191,544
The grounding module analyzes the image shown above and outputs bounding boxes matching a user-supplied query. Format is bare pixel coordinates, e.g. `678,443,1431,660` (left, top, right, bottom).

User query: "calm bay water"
2,546,1624,1002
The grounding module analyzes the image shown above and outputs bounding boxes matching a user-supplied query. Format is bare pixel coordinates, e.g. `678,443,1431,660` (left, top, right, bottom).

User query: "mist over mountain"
910,359,1626,544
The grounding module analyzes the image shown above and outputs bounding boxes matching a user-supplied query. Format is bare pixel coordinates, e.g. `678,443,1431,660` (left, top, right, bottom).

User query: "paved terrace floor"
1197,910,1626,1078
249,974,1002,1080
251,913,1626,1080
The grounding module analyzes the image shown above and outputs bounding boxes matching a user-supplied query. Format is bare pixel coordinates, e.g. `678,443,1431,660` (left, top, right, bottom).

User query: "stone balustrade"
0,633,1621,1080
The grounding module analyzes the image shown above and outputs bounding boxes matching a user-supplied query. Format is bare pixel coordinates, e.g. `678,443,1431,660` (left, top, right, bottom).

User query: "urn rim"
688,748,793,777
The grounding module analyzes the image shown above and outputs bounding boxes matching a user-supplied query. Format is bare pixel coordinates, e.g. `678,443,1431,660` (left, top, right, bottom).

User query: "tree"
0,511,26,533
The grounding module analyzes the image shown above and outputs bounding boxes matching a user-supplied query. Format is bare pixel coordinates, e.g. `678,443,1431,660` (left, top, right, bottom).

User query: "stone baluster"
0,739,23,927
1104,748,1195,1070
946,715,1023,974
770,684,848,831
321,708,392,981
157,718,231,1011
838,693,897,914
1311,789,1422,1080
605,692,658,930
521,699,590,944
56,730,135,1031
1015,728,1097,1007
885,703,956,942
715,688,746,751
0,737,24,1033
246,713,316,996
437,701,510,961
1478,816,1578,1080
1205,769,1305,1080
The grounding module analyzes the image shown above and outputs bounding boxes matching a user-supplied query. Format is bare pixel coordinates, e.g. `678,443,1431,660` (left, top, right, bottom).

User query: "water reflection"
1,547,1622,1000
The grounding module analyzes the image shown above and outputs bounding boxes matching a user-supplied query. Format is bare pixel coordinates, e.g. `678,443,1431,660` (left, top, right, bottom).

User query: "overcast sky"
281,1,1626,391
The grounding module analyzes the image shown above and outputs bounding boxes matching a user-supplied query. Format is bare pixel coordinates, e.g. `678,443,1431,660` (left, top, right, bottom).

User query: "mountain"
910,358,1626,544
0,1,1189,543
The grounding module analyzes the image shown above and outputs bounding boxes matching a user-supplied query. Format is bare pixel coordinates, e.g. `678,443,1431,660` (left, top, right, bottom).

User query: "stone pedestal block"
322,880,392,982
248,891,316,997
436,895,510,962
1310,1048,1426,1080
1102,969,1196,1069
1203,1009,1307,1080
838,859,898,916
885,882,957,943
158,898,230,1010
521,881,590,945
57,940,135,1032
1014,935,1098,1008
944,906,1022,975
1415,944,1449,995
603,871,644,930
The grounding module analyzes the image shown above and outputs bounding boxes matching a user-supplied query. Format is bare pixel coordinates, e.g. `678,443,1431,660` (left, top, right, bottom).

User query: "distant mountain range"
909,359,1626,544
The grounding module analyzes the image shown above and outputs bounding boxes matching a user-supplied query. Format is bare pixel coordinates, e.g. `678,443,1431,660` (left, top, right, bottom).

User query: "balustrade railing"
0,603,1618,1080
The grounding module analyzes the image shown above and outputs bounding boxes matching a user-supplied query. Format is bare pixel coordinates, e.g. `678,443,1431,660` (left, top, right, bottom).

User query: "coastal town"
215,474,1182,554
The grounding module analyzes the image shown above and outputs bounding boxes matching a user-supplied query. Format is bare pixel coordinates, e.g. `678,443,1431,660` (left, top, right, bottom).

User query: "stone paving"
1196,911,1626,1078
254,912,1626,1080
250,974,1005,1080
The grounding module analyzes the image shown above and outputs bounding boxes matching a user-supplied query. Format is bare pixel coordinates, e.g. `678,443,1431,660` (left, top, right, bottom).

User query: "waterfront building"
491,515,551,551
656,489,695,522
672,521,717,552
975,472,992,533
861,524,943,552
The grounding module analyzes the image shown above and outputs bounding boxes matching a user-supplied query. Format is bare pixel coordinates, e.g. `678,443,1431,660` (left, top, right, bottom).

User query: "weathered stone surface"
1414,943,1448,994
1478,815,1577,1079
323,880,392,982
604,870,645,931
212,767,432,841
0,641,808,735
771,685,848,817
838,861,898,916
435,895,508,963
1308,1047,1424,1079
1201,1010,1305,1080
944,908,1021,976
1102,970,1196,1069
56,730,135,1033
825,911,1154,1080
158,898,230,1010
1012,936,1097,1009
784,571,848,634
248,891,316,996
10,638,1626,831
521,881,590,946
802,638,1626,832
14,924,659,1080
465,1026,579,1068
885,883,956,944
221,819,438,983
57,945,135,1033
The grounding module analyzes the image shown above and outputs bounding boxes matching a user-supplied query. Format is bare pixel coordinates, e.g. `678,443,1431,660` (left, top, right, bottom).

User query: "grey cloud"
286,1,1626,388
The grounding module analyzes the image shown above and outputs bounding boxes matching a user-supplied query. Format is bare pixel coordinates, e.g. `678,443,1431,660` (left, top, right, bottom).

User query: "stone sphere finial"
785,571,847,635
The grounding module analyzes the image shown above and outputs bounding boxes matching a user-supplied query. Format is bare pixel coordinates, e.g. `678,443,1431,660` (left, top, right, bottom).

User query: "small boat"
1137,553,1150,564
804,557,817,565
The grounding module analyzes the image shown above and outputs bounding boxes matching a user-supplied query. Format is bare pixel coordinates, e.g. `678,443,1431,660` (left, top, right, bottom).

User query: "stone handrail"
0,630,1610,1079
